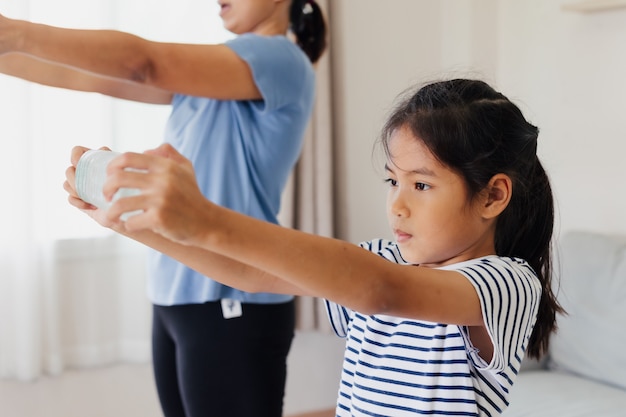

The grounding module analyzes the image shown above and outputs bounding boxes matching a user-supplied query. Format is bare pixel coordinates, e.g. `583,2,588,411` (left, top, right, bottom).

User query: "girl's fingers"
144,143,187,163
64,165,76,190
70,146,91,166
101,169,152,202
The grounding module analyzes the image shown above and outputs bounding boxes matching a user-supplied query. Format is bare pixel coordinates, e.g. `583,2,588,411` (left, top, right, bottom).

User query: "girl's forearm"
116,225,307,296
192,205,393,315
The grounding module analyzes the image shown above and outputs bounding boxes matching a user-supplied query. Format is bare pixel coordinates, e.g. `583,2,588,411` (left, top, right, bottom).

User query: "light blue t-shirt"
147,34,316,305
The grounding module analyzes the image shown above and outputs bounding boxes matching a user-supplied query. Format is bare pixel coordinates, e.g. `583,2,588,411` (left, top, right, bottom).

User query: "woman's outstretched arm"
0,53,172,104
0,13,260,101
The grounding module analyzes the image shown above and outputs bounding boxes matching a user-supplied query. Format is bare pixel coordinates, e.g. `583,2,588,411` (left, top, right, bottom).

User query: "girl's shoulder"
447,256,542,304
442,254,531,270
358,239,409,265
359,239,533,275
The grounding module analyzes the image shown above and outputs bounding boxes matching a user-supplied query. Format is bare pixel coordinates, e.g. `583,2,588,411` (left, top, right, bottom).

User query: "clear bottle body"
75,150,141,219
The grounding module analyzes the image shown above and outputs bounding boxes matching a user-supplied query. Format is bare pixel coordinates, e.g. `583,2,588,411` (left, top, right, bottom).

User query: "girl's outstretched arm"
117,228,309,296
101,145,485,327
0,13,260,101
63,147,306,296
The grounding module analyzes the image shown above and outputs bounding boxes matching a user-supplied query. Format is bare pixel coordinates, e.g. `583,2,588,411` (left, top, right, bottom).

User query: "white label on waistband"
220,299,243,319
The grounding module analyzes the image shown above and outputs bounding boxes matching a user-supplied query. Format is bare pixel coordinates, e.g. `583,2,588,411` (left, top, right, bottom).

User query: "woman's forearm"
0,53,172,103
7,19,153,84
1,16,261,100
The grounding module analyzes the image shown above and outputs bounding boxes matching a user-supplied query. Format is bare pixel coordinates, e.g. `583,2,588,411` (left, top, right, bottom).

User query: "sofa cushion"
503,370,626,416
548,231,626,390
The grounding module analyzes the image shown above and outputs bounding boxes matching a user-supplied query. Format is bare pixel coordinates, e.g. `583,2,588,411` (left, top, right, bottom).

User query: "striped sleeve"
324,239,407,338
456,257,542,373
324,299,351,338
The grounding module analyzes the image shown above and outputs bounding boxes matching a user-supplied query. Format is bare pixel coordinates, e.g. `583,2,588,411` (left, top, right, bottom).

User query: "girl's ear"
482,173,512,219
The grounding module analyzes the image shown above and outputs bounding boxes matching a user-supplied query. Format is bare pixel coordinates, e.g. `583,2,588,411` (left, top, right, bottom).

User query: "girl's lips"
394,229,412,243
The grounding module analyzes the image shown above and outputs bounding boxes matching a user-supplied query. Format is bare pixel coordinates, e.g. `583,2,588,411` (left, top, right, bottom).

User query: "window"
0,0,233,241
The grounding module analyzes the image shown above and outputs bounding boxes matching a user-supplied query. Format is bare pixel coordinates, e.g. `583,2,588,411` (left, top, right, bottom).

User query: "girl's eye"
415,182,430,191
384,178,398,187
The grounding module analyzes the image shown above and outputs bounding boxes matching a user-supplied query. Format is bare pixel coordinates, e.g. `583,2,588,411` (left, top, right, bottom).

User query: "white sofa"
503,230,626,416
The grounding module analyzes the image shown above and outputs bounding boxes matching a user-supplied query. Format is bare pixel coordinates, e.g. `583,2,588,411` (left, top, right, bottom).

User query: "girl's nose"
389,189,410,218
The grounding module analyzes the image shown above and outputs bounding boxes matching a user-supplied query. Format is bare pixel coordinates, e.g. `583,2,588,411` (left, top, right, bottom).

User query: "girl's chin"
395,245,420,265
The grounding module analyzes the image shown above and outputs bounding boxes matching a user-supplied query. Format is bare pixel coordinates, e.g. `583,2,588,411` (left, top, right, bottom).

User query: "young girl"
65,79,563,416
1,2,326,416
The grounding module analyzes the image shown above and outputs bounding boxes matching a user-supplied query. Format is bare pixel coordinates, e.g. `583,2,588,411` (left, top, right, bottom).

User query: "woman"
0,1,327,416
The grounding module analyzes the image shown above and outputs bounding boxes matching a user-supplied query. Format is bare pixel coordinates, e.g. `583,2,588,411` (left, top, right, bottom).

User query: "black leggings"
152,300,295,417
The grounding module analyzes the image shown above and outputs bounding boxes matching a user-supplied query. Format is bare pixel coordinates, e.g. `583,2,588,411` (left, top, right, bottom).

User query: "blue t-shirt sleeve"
226,34,315,112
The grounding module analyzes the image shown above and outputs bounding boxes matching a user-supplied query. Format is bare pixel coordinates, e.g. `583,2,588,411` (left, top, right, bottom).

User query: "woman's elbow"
127,58,155,84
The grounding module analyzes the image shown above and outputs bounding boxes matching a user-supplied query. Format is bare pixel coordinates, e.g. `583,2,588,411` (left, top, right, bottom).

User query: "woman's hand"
103,143,215,246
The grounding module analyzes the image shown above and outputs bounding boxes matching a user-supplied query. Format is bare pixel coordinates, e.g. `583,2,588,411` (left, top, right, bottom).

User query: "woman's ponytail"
290,0,327,63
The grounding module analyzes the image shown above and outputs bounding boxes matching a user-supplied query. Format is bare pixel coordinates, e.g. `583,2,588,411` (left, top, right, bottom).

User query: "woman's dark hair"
380,79,564,359
290,0,327,63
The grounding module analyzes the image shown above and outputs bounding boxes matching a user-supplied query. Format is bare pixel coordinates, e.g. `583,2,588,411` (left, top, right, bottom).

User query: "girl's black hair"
290,0,327,63
381,79,564,359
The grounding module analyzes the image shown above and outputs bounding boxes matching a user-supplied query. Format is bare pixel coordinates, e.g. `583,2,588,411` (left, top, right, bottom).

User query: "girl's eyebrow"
385,163,436,177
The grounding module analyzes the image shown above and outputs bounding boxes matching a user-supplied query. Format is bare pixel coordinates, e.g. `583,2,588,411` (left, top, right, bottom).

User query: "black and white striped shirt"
325,239,541,416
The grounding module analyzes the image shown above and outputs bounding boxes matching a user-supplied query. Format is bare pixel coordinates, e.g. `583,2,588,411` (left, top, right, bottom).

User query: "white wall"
330,1,443,243
496,0,626,237
330,0,498,243
330,0,626,244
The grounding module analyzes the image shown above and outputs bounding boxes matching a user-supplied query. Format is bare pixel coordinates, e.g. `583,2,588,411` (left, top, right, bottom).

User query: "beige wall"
329,0,626,244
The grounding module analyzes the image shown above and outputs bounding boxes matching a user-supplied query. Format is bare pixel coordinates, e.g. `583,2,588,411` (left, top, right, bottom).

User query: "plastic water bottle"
75,149,142,220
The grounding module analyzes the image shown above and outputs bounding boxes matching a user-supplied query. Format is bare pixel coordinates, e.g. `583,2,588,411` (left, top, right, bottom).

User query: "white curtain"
0,0,230,381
